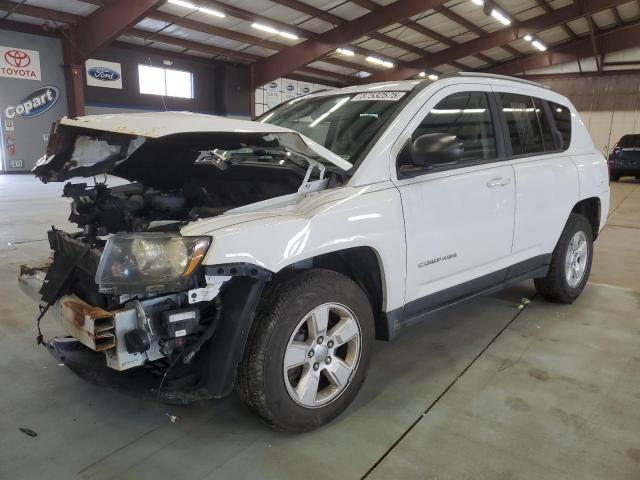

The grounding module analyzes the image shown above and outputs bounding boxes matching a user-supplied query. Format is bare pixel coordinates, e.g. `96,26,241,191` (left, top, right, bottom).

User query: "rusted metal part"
18,263,50,303
59,296,115,351
19,264,50,276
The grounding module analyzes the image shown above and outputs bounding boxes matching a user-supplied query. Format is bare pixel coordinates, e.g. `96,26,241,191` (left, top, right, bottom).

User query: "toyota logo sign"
0,45,41,80
4,49,31,68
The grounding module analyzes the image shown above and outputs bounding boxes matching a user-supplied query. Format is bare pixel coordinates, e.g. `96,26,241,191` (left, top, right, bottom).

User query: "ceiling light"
470,0,484,5
169,0,196,8
168,0,225,17
251,23,298,40
366,56,393,68
252,23,278,34
279,31,299,40
524,34,532,41
491,9,511,25
419,72,426,77
197,6,225,17
428,74,439,80
532,40,547,51
336,48,355,56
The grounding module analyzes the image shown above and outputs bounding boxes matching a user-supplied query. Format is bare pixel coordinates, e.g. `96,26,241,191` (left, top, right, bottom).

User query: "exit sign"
10,159,23,168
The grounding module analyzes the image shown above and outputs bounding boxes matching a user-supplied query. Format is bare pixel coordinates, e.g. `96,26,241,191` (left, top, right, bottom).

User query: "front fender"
181,183,407,313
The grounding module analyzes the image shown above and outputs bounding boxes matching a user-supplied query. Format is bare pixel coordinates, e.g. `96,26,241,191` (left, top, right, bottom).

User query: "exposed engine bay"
34,123,347,235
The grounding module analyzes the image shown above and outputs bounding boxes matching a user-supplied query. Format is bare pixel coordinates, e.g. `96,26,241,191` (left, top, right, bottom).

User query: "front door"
392,85,515,322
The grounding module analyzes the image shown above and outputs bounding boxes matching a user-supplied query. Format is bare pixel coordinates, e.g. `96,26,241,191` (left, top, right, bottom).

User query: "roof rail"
442,72,551,90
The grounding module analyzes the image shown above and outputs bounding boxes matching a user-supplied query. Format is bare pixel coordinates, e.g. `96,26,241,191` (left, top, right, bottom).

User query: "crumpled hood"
33,112,351,183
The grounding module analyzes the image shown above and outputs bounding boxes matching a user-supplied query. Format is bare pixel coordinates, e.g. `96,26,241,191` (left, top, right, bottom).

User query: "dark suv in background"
609,134,640,181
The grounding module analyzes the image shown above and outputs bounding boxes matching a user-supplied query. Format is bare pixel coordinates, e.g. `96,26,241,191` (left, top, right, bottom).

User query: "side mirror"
412,133,464,166
398,133,464,178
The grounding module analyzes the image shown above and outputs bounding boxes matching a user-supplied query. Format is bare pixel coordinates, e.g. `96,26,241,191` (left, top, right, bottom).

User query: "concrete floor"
0,175,639,480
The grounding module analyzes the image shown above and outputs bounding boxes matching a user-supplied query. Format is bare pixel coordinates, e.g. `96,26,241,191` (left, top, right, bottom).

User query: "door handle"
486,177,511,188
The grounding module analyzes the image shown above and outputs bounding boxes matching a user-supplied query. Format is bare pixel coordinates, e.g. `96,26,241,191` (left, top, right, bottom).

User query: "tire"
534,213,593,304
237,269,374,432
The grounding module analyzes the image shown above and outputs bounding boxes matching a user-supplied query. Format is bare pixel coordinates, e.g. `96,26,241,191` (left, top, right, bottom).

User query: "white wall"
579,109,640,155
255,77,334,116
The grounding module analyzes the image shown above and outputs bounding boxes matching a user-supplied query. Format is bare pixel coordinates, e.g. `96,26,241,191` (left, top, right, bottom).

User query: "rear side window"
500,92,553,156
413,91,497,163
532,97,555,151
550,102,572,150
619,135,640,148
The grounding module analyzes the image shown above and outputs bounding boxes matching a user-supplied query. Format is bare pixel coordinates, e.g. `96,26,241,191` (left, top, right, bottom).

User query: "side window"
413,91,497,163
532,97,555,151
549,102,572,150
500,92,548,156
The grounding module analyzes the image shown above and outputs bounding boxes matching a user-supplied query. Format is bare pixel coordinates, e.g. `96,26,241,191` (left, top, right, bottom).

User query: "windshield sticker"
351,92,406,102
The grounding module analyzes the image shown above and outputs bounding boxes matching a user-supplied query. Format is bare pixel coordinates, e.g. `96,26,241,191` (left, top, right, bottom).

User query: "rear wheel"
535,213,593,304
237,269,374,432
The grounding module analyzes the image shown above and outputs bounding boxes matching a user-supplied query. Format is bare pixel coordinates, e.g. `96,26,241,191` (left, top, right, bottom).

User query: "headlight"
95,233,211,294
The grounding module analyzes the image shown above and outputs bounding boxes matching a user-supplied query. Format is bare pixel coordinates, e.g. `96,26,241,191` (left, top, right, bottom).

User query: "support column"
62,38,85,118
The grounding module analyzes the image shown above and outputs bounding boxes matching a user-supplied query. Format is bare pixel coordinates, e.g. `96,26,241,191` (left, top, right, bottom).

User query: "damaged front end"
19,229,271,403
19,114,350,403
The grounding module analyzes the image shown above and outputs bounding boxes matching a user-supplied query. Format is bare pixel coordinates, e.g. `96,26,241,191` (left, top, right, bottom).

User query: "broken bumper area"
45,337,212,404
19,258,270,403
18,264,214,405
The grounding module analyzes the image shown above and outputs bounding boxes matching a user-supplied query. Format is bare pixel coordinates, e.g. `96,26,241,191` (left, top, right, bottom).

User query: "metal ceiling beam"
486,19,640,76
358,0,633,83
432,4,522,61
523,69,640,80
251,0,449,88
268,0,342,26
146,11,370,74
347,0,481,70
531,0,577,39
0,0,78,24
268,0,428,59
124,29,352,84
586,15,602,72
66,0,163,61
0,0,358,84
611,7,623,27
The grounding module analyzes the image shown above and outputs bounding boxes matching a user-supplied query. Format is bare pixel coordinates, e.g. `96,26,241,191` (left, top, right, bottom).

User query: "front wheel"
534,213,593,303
237,269,374,432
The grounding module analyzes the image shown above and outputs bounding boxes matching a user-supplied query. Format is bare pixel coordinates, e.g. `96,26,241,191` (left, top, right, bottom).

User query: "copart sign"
0,45,42,80
5,86,59,119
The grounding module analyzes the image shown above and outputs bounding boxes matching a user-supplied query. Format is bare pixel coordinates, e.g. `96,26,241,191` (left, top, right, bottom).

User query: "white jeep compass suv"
20,73,610,432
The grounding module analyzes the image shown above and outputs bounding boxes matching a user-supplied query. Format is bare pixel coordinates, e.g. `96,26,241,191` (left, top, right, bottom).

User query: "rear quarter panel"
570,111,610,232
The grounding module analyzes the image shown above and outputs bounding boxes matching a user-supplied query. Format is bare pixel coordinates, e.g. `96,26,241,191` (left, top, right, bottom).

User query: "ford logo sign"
88,66,120,82
269,82,277,89
4,86,59,119
302,87,310,94
287,85,294,91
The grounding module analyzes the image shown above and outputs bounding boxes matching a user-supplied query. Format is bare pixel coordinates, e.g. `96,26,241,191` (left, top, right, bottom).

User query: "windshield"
620,135,640,148
259,92,407,163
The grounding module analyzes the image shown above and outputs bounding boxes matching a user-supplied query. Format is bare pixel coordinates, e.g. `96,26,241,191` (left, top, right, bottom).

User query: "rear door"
494,88,579,266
